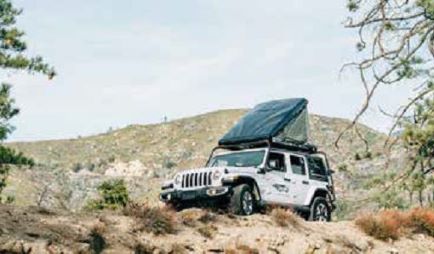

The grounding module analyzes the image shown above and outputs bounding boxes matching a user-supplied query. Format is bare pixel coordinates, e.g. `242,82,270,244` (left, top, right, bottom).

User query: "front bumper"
160,186,229,203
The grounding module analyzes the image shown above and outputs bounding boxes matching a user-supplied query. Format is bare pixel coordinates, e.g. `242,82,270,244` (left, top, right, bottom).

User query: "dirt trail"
0,205,433,254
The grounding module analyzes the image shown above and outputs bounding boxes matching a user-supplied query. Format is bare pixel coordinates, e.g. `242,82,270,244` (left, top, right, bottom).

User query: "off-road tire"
230,184,255,215
308,197,331,222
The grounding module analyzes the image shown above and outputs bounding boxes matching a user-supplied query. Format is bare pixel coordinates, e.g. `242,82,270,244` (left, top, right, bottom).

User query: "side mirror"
257,167,266,174
329,169,335,175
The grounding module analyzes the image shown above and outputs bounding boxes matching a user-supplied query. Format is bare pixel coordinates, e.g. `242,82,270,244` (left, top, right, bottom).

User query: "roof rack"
205,139,318,166
215,139,317,153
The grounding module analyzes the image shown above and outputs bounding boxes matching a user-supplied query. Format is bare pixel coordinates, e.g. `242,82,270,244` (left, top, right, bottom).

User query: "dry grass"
133,242,155,254
407,208,434,237
269,207,300,227
225,242,259,254
355,210,404,240
356,208,434,241
123,202,177,235
170,243,187,254
197,224,218,239
179,209,216,227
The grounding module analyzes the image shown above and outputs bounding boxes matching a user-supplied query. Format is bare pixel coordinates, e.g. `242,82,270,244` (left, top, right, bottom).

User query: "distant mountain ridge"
7,109,385,169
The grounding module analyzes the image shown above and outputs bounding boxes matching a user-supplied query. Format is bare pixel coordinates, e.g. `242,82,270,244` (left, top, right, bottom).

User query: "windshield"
208,150,265,168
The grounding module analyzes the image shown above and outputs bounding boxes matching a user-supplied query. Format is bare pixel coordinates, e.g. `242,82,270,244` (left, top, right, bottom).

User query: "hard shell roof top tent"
217,98,317,153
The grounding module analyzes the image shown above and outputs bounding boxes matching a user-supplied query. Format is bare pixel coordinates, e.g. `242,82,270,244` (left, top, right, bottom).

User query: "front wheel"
309,197,331,222
230,184,255,215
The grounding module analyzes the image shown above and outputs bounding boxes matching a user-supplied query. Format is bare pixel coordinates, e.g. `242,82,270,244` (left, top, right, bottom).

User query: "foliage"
338,0,434,147
162,156,176,169
0,0,54,201
374,188,409,210
0,143,34,203
354,153,361,161
86,180,129,210
333,199,356,220
364,151,372,159
71,162,82,173
356,208,434,240
337,163,348,172
400,96,434,207
123,202,177,235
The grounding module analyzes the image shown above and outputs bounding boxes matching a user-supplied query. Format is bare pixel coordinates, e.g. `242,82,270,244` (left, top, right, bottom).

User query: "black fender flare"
224,176,262,201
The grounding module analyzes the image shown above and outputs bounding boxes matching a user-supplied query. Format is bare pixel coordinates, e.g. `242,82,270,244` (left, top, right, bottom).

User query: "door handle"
302,180,309,185
284,178,291,182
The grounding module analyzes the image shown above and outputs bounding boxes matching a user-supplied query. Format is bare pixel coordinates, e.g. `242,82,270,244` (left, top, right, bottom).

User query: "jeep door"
286,154,310,205
306,155,331,194
260,151,291,204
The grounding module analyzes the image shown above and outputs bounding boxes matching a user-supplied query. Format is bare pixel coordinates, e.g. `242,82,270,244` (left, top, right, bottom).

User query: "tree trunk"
418,190,424,207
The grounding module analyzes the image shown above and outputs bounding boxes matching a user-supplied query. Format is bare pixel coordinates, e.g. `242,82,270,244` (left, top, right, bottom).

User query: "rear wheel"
230,184,255,215
309,197,331,222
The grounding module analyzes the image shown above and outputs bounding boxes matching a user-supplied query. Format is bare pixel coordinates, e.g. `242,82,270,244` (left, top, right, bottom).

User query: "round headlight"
212,170,222,181
174,174,182,185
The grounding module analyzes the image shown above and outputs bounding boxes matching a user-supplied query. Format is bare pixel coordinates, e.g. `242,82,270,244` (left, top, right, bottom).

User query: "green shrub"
86,162,96,172
375,190,408,209
5,195,14,204
333,199,355,220
337,164,348,172
354,153,361,161
108,155,116,163
72,162,82,173
364,151,372,159
86,179,129,210
162,156,176,169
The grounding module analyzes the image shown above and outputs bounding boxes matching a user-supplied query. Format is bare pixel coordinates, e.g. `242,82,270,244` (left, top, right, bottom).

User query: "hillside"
4,109,405,214
8,109,387,170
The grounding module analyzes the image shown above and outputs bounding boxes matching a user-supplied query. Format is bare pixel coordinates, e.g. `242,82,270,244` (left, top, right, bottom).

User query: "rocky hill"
4,109,405,215
2,109,432,254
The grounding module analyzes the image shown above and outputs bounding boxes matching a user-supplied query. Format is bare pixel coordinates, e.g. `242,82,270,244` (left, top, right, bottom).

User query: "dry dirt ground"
0,205,433,254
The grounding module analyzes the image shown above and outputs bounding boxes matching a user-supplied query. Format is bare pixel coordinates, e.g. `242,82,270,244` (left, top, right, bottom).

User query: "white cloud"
4,0,414,141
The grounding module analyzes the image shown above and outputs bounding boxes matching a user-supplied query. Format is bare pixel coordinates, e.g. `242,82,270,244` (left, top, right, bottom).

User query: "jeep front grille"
181,172,212,188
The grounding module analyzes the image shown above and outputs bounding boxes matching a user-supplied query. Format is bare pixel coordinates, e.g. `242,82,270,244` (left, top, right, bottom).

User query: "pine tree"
0,0,54,202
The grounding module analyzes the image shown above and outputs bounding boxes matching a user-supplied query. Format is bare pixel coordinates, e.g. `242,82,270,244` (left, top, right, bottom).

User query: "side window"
307,156,328,181
290,155,306,175
267,152,286,172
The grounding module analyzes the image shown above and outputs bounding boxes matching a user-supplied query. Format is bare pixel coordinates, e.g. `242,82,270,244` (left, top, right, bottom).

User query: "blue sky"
6,0,413,141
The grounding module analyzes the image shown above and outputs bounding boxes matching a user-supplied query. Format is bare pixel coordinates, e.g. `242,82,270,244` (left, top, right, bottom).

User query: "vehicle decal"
272,184,289,193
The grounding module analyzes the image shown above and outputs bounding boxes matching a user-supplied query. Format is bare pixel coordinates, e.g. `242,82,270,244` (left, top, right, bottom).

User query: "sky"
5,0,414,141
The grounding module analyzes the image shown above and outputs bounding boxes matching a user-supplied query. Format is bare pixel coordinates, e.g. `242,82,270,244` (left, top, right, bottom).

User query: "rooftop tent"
218,98,310,146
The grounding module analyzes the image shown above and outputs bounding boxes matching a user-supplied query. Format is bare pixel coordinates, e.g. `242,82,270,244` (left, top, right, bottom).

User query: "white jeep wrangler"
160,143,336,221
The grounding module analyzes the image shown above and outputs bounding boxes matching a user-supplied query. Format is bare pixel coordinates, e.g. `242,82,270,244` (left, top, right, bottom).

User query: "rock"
389,248,399,254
